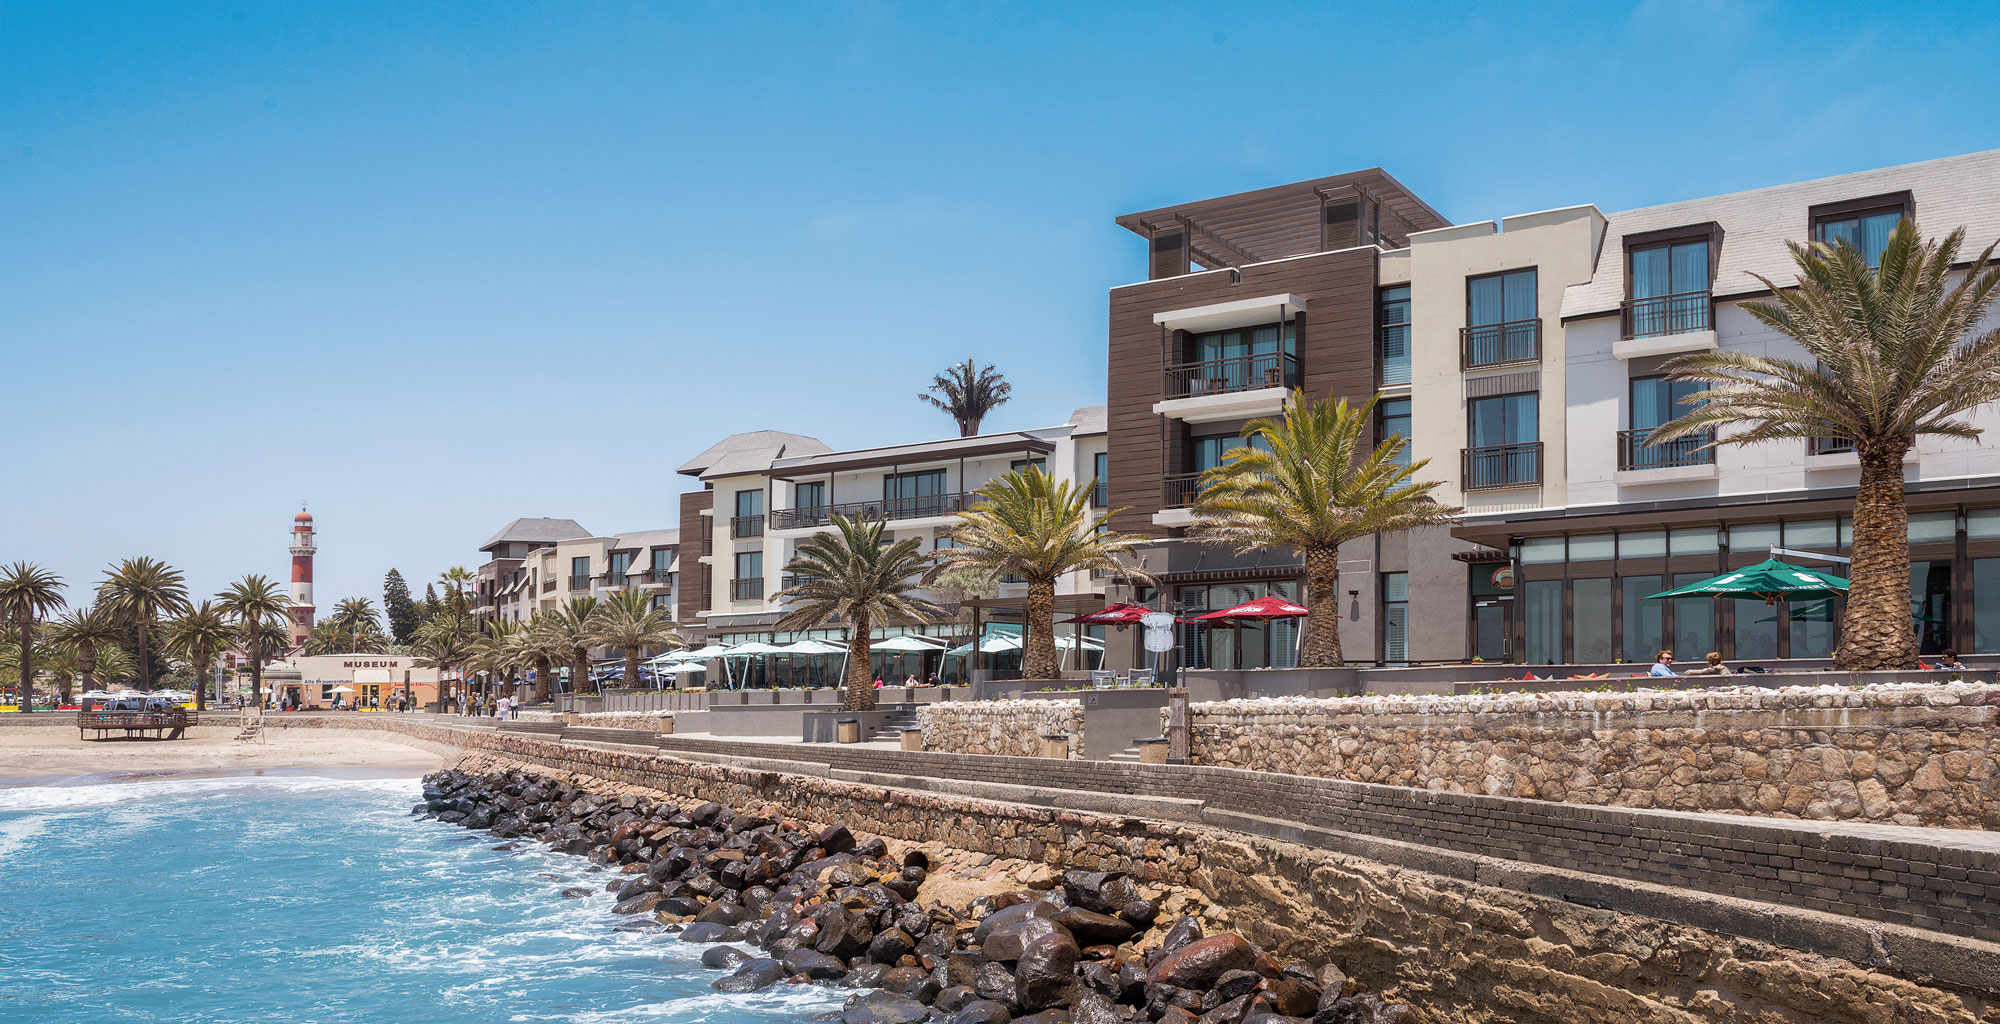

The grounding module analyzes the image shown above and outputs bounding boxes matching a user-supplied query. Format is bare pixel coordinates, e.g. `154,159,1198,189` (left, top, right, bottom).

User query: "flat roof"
1115,167,1451,268
768,432,1055,479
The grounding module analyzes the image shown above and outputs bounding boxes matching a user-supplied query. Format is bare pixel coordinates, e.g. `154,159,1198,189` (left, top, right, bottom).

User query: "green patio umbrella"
1645,559,1849,604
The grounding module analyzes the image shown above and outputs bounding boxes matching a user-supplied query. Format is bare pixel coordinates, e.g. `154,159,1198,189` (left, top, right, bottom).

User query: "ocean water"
0,775,843,1024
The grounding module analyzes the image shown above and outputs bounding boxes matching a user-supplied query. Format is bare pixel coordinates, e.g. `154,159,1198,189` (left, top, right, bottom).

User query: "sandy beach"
0,726,446,784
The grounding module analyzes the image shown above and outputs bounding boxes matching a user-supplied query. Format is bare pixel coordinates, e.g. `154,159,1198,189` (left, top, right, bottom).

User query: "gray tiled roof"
676,430,831,477
611,528,678,550
480,517,591,550
1068,405,1107,436
1562,149,2000,319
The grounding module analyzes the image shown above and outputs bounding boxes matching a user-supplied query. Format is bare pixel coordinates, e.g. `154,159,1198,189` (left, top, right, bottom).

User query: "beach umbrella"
658,662,707,674
1645,559,1849,603
870,635,946,651
776,639,846,654
946,633,1023,656
331,685,357,693
681,644,730,659
1191,595,1309,671
1059,603,1168,625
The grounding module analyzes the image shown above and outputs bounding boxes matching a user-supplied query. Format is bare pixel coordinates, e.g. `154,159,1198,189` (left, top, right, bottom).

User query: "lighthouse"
289,505,316,649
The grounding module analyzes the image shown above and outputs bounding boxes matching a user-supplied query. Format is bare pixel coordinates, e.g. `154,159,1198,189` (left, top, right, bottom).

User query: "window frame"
1808,191,1913,268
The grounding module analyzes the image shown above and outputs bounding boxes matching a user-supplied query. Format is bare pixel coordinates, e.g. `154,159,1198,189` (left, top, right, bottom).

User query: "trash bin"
561,711,581,726
1040,732,1070,759
656,715,675,735
837,717,861,744
900,728,923,751
1137,737,1170,764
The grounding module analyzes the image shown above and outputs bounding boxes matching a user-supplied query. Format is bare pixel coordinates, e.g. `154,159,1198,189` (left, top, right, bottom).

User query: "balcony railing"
730,577,765,601
541,578,557,594
730,514,765,539
1162,471,1203,508
770,492,970,530
1809,435,1856,457
1460,319,1541,369
1461,442,1543,491
1621,290,1712,339
568,575,591,591
779,574,810,592
1163,351,1300,400
1618,428,1714,471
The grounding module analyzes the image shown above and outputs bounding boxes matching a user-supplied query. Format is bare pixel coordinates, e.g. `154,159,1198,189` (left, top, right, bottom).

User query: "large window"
1814,201,1905,269
1912,561,1953,656
1671,571,1715,661
1523,579,1562,664
794,481,826,513
1174,321,1299,395
1192,433,1269,474
1180,582,1299,669
1465,392,1540,489
1381,572,1409,663
1091,452,1108,508
1623,375,1710,470
570,556,590,591
1621,575,1663,664
1627,238,1711,337
1378,285,1411,386
1573,578,1614,663
884,469,948,516
1378,398,1412,469
651,547,673,576
1464,268,1538,367
733,488,765,538
607,551,631,587
732,551,764,601
1974,559,2000,653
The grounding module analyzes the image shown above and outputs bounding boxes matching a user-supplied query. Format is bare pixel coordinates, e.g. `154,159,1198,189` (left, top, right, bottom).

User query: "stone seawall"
919,699,1083,758
1183,684,2000,830
273,714,2000,1023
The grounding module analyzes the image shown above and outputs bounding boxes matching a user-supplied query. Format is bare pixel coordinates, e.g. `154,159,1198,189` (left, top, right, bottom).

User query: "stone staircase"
1107,745,1142,762
865,709,919,742
234,716,262,742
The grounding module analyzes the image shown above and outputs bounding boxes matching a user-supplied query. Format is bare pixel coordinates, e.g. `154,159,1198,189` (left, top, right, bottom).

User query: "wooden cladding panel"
677,490,712,627
1106,248,1380,536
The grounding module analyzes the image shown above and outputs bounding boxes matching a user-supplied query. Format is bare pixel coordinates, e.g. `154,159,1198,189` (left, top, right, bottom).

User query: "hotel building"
477,518,681,623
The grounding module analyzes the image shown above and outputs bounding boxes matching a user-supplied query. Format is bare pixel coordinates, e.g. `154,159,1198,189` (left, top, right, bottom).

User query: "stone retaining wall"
278,714,2000,1023
917,698,1082,758
1183,683,2000,830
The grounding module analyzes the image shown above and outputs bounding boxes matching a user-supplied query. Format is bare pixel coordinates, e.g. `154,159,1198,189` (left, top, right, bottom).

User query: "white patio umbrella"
776,639,846,654
681,644,730,659
723,641,787,655
871,635,946,651
331,685,357,693
946,633,1023,656
658,662,707,674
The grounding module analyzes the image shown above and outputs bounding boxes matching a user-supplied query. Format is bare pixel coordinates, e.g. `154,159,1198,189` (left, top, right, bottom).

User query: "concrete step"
1106,747,1142,762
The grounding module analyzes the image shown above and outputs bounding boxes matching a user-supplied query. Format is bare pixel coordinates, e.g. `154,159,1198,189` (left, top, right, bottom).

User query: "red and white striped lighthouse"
289,504,316,649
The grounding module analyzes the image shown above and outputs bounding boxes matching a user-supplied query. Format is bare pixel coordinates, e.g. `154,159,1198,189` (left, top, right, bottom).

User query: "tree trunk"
1022,579,1060,681
1299,548,1343,668
16,612,32,714
625,649,641,692
843,610,876,711
572,651,590,695
193,656,209,710
79,645,95,698
249,635,263,708
136,617,151,692
1836,439,1917,670
534,656,552,703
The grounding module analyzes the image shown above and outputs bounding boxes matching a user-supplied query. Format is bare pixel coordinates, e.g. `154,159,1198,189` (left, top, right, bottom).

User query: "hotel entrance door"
1472,599,1511,662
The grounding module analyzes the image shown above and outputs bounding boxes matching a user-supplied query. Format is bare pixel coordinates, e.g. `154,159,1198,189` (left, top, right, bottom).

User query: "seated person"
1647,651,1676,677
1937,650,1969,671
1683,652,1732,676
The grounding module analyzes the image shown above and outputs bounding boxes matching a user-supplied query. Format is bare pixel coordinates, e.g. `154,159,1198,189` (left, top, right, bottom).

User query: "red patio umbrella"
1059,603,1174,625
1190,594,1309,670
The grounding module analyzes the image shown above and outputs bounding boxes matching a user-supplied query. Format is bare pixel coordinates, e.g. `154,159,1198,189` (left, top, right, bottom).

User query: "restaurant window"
1671,571,1715,661
1573,578,1614,663
1790,600,1837,658
1381,572,1409,664
1378,285,1412,386
1181,582,1299,670
1091,452,1108,507
1973,559,2000,653
1784,520,1837,550
1911,561,1953,655
1729,522,1780,555
1627,238,1711,337
1520,537,1565,565
1967,508,2000,540
1569,534,1615,561
1812,194,1909,269
1621,575,1663,663
1619,530,1666,559
1466,392,1539,488
1669,527,1719,557
1378,398,1412,469
1523,579,1562,664
1908,511,1957,544
1465,268,1538,367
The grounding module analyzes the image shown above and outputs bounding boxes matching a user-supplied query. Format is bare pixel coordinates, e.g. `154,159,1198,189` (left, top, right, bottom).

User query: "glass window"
1973,559,2000,653
795,481,826,512
1466,393,1540,489
1523,579,1563,664
735,489,764,518
1912,561,1953,656
1790,599,1837,659
1736,594,1780,661
1671,572,1715,661
571,556,590,582
1379,285,1412,386
1381,572,1409,664
651,548,672,574
1091,452,1108,507
1815,207,1903,268
607,552,631,586
1909,511,1957,544
1520,537,1566,564
1967,509,2000,540
1627,239,1711,337
1378,398,1412,469
1619,531,1666,558
1785,520,1837,548
1670,527,1719,556
1010,458,1047,474
1188,322,1298,391
1193,434,1269,473
1465,268,1539,367
1568,535,1615,561
1573,578,1614,663
1729,522,1780,553
734,551,762,581
1630,376,1707,432
1622,576,1663,663
885,470,948,515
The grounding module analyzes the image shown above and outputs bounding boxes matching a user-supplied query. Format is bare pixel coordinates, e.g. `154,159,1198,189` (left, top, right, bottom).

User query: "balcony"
1460,319,1541,370
1461,442,1542,491
568,575,591,591
1809,435,1855,457
541,578,557,594
730,514,765,539
1614,291,1717,360
730,577,765,601
1616,428,1717,484
1162,471,1203,508
770,492,970,530
1154,353,1298,424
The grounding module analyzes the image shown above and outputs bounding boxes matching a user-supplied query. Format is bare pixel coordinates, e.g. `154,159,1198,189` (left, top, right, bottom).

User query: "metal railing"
770,492,969,530
730,577,765,601
1810,435,1856,457
1162,471,1203,508
1621,290,1712,339
730,514,765,539
1461,442,1543,490
541,578,557,593
567,575,590,591
1163,351,1299,400
1460,319,1541,369
779,574,811,592
1618,428,1714,471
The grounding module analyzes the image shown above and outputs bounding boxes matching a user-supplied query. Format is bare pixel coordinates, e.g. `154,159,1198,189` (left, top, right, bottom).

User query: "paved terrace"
274,713,2000,992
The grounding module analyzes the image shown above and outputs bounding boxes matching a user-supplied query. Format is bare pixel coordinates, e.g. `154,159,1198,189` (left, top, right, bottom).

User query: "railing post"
1166,687,1190,765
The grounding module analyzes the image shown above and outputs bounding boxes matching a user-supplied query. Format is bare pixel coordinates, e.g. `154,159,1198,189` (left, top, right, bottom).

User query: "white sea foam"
0,816,47,863
0,774,419,813
564,983,847,1024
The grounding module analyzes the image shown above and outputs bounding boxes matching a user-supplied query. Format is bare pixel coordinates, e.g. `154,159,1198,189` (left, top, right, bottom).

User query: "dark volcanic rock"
972,902,1057,947
1259,978,1319,1018
974,962,1018,1004
1158,917,1203,954
702,945,753,970
841,990,933,1024
935,986,978,1013
714,958,787,993
559,887,592,898
843,964,894,989
1013,930,1080,1011
1311,996,1415,1024
952,1000,1015,1024
1071,992,1124,1024
870,928,917,965
1052,908,1134,946
981,916,1066,963
1150,935,1255,990
678,922,739,943
785,948,851,980
1012,1011,1072,1024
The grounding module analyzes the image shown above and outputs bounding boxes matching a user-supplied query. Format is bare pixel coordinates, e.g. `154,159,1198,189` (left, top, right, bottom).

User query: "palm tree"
470,618,525,701
590,588,687,690
216,574,291,707
98,557,191,692
1190,392,1461,668
1651,223,2000,669
162,601,235,710
776,514,945,711
936,467,1152,680
331,597,381,646
543,597,601,697
920,358,1012,436
48,604,125,699
0,563,66,713
438,567,475,616
413,611,479,709
513,614,564,704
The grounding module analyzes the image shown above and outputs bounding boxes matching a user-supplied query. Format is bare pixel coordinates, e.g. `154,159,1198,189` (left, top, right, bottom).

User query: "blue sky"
5,1,1997,612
